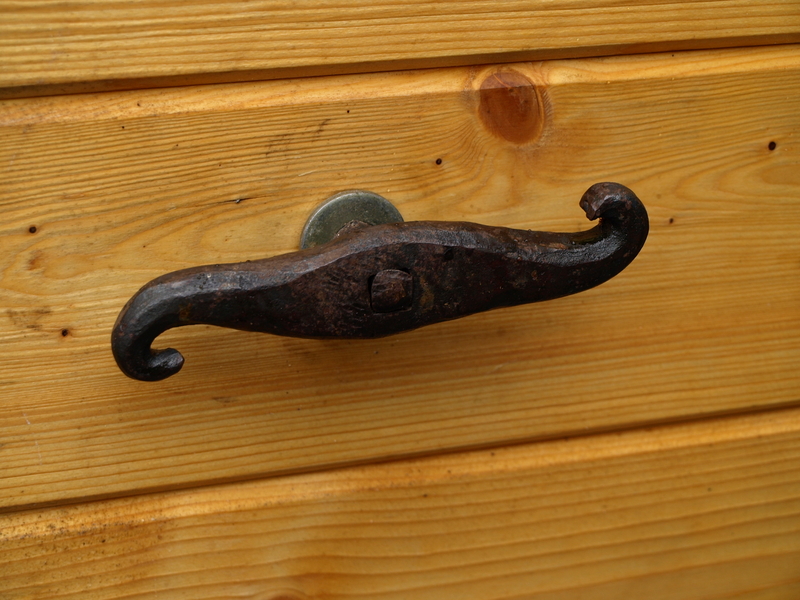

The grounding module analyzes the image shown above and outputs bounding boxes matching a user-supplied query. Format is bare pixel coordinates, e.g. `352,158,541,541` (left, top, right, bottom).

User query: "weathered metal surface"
112,183,649,381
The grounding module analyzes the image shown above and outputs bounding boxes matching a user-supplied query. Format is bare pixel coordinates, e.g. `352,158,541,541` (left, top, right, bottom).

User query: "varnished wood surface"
1,45,799,511
3,407,800,599
1,0,799,97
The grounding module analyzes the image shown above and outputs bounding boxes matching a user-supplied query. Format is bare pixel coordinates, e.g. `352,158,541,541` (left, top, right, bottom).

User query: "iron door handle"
112,182,648,381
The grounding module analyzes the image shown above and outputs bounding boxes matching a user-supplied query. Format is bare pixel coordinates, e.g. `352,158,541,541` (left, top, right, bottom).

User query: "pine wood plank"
1,0,799,97
3,408,800,599
1,45,799,510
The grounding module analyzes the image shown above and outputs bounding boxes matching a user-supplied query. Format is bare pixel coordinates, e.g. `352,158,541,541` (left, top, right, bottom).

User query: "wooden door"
2,3,800,598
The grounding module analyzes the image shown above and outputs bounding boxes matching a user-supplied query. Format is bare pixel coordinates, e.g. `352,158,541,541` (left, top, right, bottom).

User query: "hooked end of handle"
579,182,642,222
117,346,184,382
112,326,185,381
142,348,184,381
580,181,647,223
141,348,185,381
578,182,649,258
111,285,186,381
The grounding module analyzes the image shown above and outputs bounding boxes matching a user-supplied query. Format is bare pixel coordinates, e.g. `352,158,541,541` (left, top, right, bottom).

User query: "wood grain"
1,0,799,97
1,45,799,510
3,407,800,599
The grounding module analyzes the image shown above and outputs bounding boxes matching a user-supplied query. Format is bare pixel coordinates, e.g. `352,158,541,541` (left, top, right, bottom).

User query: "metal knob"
112,182,648,381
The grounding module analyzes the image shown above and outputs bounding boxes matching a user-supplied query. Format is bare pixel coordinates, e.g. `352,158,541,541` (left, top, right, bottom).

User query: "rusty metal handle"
112,183,648,381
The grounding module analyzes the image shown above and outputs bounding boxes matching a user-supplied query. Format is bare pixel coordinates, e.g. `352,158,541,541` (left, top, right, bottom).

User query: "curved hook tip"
579,182,638,221
114,346,184,382
145,348,185,382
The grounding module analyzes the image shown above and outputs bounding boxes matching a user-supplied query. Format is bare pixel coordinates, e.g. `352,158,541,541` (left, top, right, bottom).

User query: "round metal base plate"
300,190,404,249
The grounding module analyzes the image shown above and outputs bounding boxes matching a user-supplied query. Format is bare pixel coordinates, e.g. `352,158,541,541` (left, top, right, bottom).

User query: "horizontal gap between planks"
3,399,800,517
0,35,798,101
